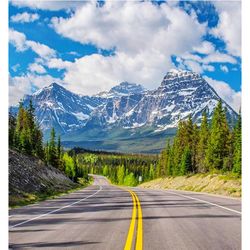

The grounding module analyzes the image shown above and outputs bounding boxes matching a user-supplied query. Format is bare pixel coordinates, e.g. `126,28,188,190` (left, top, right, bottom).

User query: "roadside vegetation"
139,173,241,198
156,100,241,178
9,100,91,186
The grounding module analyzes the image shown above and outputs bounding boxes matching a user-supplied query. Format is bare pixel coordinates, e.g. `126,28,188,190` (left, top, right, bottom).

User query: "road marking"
134,191,143,250
124,191,137,250
123,189,143,250
9,186,102,229
168,191,241,215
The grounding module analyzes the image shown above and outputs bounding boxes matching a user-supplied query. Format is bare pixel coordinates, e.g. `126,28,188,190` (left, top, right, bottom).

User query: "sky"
8,0,241,112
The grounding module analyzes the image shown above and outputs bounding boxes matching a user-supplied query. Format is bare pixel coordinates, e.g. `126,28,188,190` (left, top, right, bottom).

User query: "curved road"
9,175,241,249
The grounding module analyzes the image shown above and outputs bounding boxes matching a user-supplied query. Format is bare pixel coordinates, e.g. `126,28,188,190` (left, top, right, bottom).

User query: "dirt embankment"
9,149,78,206
139,174,241,198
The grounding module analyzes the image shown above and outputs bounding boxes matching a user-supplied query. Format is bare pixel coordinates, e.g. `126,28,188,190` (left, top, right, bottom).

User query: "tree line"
70,151,158,186
9,101,83,182
156,100,241,177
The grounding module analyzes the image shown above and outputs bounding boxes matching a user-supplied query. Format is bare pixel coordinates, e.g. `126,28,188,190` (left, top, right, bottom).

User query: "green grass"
9,179,92,208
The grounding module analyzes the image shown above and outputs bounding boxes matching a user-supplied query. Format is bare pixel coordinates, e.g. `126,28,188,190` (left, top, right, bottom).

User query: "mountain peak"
33,82,66,96
160,69,202,88
110,81,145,95
49,82,62,88
165,69,200,78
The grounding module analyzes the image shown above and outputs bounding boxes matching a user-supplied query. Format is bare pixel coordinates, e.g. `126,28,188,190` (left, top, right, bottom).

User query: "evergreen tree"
9,113,16,148
232,114,241,174
196,111,209,172
48,128,58,167
205,100,230,170
33,127,44,159
179,146,192,175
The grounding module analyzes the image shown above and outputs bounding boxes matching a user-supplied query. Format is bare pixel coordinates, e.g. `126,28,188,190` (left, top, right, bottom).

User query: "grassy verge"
139,173,241,198
9,178,92,208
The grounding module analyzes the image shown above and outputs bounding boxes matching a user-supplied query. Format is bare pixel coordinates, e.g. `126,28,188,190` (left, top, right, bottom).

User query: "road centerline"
124,190,137,250
123,188,143,250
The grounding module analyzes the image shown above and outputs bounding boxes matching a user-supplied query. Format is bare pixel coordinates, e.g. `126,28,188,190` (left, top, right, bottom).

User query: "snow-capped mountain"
95,81,146,99
10,70,238,151
84,70,237,131
19,83,104,135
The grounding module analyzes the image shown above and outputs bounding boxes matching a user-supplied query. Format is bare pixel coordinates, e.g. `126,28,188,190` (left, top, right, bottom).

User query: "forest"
9,100,241,187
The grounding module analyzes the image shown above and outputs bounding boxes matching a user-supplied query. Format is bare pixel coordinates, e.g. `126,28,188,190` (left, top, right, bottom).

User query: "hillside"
139,174,241,198
9,149,79,207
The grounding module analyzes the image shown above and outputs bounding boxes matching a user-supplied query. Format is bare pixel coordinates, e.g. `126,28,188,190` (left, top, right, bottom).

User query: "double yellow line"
124,189,143,250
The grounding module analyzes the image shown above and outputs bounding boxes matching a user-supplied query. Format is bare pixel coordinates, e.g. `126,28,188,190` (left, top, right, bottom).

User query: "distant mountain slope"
10,70,238,153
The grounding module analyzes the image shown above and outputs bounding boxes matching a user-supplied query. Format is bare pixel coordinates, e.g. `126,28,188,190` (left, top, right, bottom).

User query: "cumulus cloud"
9,29,27,51
204,76,241,112
193,41,215,54
184,60,203,73
9,73,63,105
202,52,237,64
211,1,241,57
10,0,85,11
11,12,39,23
49,1,206,94
9,28,56,59
28,63,46,74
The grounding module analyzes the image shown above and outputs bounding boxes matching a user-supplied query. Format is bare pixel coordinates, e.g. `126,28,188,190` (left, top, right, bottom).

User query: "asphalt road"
9,175,241,250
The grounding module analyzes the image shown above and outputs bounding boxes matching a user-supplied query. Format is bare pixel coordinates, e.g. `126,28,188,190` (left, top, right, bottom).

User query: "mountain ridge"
10,70,238,153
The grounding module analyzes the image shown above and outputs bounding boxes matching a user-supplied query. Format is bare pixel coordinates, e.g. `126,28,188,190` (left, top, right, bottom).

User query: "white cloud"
9,74,32,106
202,52,237,64
204,76,241,112
11,12,39,23
9,29,27,51
47,58,72,70
28,63,46,74
184,60,203,73
211,1,241,57
9,73,63,105
220,65,229,73
49,1,206,94
26,40,56,58
9,28,56,59
193,41,215,54
10,0,85,11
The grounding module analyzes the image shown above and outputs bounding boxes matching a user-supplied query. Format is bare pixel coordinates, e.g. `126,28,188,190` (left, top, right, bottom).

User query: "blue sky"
9,0,241,111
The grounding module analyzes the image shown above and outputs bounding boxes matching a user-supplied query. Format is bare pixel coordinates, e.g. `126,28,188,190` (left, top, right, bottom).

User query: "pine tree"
179,146,192,175
34,127,44,159
205,100,230,170
48,128,58,167
232,114,241,174
191,123,199,173
197,111,209,172
9,113,16,148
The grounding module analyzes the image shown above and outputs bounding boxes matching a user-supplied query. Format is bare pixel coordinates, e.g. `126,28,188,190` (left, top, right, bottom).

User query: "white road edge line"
9,186,103,229
167,191,241,215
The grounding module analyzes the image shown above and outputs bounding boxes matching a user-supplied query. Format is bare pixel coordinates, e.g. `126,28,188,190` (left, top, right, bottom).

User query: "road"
9,175,241,250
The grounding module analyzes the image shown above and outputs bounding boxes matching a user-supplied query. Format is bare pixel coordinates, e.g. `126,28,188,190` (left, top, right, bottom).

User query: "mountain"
95,81,146,98
10,70,238,153
17,83,105,137
82,70,237,132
